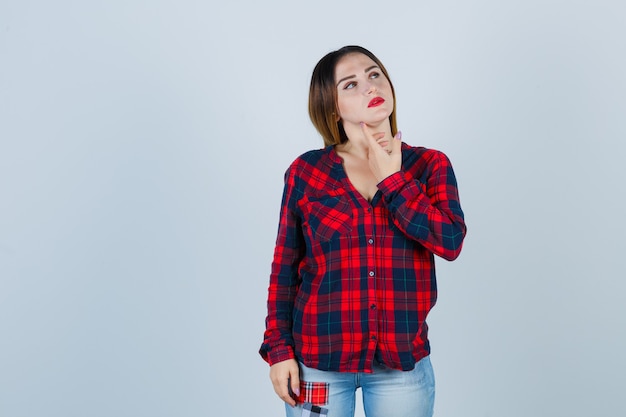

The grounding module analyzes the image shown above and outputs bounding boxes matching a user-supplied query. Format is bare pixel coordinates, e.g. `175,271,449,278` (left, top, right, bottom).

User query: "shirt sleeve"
377,149,467,261
259,165,305,365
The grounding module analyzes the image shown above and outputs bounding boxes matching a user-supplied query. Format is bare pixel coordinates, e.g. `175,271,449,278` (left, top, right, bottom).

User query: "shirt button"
371,335,377,341
368,238,374,244
367,207,372,213
370,304,377,310
368,271,375,277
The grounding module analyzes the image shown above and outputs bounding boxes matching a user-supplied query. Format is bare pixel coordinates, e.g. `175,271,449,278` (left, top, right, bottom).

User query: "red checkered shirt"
260,143,466,373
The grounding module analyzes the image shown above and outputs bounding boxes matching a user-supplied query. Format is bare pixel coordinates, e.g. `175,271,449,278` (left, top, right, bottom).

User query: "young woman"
260,45,467,417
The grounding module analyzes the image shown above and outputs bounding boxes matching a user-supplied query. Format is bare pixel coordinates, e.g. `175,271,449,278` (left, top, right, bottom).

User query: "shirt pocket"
304,189,353,242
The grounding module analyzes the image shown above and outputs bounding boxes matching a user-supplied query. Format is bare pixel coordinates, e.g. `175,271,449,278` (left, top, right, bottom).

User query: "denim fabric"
285,356,435,417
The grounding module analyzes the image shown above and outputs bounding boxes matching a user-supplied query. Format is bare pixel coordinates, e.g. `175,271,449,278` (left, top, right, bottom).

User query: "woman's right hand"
361,122,402,182
269,359,300,407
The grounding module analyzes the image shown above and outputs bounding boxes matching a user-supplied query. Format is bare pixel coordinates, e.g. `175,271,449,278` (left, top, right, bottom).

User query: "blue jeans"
285,356,435,417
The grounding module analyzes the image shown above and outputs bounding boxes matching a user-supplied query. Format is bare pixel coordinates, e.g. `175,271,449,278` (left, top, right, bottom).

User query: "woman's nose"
363,82,377,94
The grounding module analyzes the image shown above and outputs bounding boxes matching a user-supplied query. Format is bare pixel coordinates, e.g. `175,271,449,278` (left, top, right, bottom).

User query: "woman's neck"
337,121,393,159
335,139,368,159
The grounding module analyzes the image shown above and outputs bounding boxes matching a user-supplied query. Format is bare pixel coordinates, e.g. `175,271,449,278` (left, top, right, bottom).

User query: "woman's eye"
344,81,357,90
369,72,380,79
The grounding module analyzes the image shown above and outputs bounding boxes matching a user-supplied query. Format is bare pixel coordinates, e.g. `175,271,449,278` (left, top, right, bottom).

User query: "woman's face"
334,53,394,128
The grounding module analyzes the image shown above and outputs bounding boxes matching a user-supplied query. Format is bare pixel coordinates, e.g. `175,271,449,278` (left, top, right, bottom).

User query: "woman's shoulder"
288,146,335,170
402,143,450,162
281,146,342,194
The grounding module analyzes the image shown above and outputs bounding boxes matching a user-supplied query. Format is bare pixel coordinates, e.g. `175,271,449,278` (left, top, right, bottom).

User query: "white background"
1,1,625,416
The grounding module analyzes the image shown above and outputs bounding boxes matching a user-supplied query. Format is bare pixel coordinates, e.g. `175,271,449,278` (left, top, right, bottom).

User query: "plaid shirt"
260,143,466,373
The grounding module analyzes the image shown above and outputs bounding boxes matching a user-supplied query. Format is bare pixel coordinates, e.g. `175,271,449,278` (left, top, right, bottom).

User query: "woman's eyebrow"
336,65,380,87
336,74,355,87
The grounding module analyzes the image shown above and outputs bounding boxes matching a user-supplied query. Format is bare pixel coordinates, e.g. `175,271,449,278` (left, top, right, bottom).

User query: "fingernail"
294,388,300,396
396,131,402,140
360,122,365,127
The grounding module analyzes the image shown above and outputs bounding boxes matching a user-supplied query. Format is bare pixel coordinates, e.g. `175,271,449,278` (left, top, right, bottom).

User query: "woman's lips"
368,97,385,108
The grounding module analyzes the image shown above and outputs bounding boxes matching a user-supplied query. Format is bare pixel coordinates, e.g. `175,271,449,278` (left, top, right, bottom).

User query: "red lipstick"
368,97,385,108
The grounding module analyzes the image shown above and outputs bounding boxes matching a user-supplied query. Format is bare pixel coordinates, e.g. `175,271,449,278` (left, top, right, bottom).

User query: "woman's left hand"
362,122,402,182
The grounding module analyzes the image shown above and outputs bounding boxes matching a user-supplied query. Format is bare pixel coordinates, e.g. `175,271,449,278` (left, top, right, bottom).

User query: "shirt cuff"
377,171,411,196
260,344,296,366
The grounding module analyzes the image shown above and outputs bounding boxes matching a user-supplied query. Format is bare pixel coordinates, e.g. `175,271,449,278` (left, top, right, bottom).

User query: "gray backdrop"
1,1,625,416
